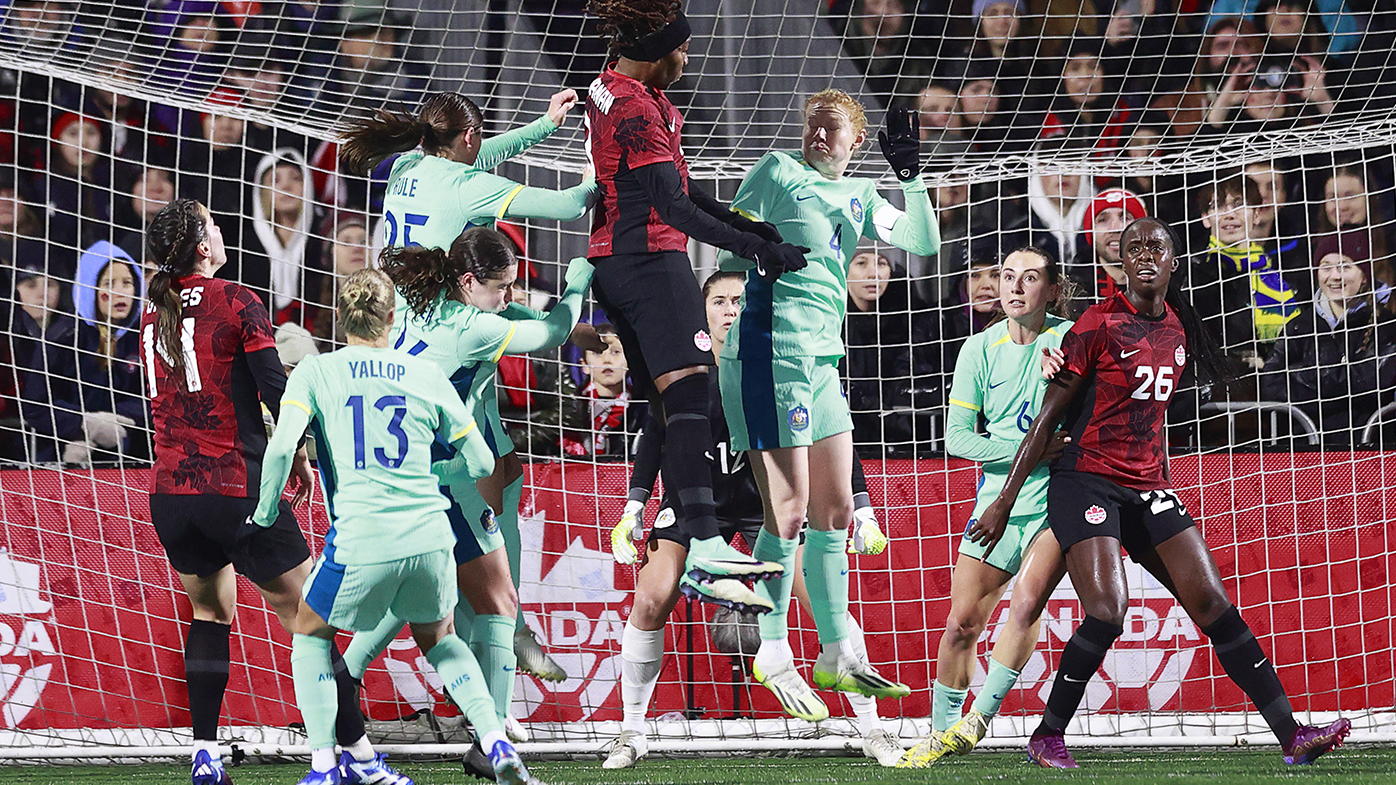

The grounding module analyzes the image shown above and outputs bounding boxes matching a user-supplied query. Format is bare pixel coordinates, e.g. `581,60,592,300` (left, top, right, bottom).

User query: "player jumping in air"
602,271,899,768
974,217,1350,769
340,89,596,684
255,268,537,785
900,247,1074,767
141,199,381,785
584,0,816,610
717,92,939,718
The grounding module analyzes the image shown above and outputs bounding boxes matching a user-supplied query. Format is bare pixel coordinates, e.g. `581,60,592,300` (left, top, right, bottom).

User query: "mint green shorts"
304,548,456,631
957,514,1049,575
719,355,852,451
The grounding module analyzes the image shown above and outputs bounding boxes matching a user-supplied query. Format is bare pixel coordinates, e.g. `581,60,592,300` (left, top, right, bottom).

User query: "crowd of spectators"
1,2,1395,467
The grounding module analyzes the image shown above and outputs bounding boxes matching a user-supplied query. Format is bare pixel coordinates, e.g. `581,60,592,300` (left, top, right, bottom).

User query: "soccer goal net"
0,0,1394,763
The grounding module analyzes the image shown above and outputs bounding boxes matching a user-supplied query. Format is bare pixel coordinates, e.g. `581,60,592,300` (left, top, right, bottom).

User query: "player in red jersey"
584,0,811,609
970,217,1350,769
141,199,403,785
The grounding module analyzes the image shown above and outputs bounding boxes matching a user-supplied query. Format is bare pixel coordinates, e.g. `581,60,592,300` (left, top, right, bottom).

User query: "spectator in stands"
1100,0,1190,93
1257,0,1334,56
1009,168,1094,266
911,82,971,163
225,36,311,154
309,209,369,344
1116,113,1188,226
1245,158,1313,297
837,0,936,104
1072,188,1148,304
147,0,233,97
948,59,1039,154
0,169,61,279
1158,17,1264,137
952,0,1033,82
319,6,427,121
910,255,1003,409
240,0,344,111
1315,161,1393,289
1202,52,1336,133
1261,231,1396,446
181,89,261,294
560,323,645,458
1203,0,1366,58
844,249,917,446
3,0,82,56
112,165,176,264
1041,39,1140,160
21,241,149,465
246,148,324,326
4,260,66,429
1187,174,1303,362
66,49,178,168
34,111,114,253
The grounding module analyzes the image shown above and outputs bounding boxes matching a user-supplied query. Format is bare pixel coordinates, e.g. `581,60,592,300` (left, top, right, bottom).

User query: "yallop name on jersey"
348,360,409,380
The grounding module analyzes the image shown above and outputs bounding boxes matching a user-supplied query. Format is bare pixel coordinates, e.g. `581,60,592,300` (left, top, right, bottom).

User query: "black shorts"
590,251,713,398
1047,471,1196,558
647,503,764,551
150,494,311,584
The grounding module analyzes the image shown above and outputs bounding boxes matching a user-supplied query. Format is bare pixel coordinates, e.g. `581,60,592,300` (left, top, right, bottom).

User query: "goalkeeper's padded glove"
848,506,889,555
729,212,784,244
611,499,647,565
877,105,922,182
752,241,811,282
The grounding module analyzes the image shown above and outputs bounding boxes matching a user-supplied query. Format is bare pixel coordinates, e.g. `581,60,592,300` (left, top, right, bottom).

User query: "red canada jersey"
584,64,691,257
1056,293,1188,490
141,276,278,497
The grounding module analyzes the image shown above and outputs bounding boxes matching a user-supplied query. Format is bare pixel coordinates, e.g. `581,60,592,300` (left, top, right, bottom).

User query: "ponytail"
380,226,517,320
145,198,207,386
338,269,396,340
340,93,484,175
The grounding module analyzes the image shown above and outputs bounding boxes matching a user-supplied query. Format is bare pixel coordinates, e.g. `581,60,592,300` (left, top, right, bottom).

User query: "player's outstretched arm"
495,258,596,354
473,90,576,171
252,401,312,527
501,179,600,222
871,107,940,258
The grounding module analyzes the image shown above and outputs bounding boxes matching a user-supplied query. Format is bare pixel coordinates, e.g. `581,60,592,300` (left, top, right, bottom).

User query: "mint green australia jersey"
947,314,1073,520
717,151,936,360
282,346,478,565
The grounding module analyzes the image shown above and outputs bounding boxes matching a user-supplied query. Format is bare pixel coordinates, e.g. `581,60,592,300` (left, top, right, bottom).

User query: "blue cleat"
339,751,413,784
191,748,232,785
1284,718,1352,765
295,767,342,785
488,739,532,785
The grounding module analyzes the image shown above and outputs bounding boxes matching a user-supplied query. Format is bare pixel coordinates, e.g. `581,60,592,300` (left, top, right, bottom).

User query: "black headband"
618,11,690,62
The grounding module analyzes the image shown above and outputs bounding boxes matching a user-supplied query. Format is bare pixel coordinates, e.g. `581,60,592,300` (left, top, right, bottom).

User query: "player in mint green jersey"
716,90,938,718
338,228,594,748
253,269,537,785
899,246,1074,768
341,91,597,685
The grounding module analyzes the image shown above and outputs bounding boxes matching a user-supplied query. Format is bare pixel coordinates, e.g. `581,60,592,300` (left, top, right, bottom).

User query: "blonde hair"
803,89,867,135
338,268,395,339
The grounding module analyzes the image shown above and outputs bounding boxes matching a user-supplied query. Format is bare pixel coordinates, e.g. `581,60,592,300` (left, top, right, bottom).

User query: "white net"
0,0,1395,762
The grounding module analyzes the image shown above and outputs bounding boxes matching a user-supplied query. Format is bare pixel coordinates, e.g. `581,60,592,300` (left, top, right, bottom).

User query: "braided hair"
339,93,485,175
379,226,518,321
587,0,680,50
145,198,208,386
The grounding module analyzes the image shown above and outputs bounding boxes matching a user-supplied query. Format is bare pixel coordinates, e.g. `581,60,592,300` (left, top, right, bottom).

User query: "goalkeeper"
603,271,900,769
717,90,939,721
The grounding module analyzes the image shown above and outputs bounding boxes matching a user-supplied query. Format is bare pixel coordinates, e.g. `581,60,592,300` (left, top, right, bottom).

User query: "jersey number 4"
1130,365,1174,402
347,395,408,470
142,321,202,395
383,211,429,247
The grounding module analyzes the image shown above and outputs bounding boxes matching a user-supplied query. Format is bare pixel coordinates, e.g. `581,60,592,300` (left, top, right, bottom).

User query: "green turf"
4,748,1394,785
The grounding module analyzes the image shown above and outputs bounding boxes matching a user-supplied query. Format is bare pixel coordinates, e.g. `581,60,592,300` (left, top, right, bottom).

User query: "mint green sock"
971,658,1022,719
802,528,851,645
342,613,405,680
454,591,476,643
470,614,517,720
932,680,968,733
498,474,527,633
290,634,337,750
752,528,799,641
425,635,503,739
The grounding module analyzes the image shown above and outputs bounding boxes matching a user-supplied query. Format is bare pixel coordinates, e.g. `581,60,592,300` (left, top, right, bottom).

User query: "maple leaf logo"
172,451,220,489
613,114,652,156
182,395,222,431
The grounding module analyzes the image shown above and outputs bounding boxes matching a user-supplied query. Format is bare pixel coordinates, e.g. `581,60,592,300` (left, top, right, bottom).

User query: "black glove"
752,242,810,282
729,212,784,243
878,106,921,182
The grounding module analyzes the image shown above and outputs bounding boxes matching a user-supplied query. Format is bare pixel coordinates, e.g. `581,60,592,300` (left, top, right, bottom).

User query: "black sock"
1202,605,1298,747
659,374,720,542
185,619,231,742
1034,615,1122,736
331,646,368,746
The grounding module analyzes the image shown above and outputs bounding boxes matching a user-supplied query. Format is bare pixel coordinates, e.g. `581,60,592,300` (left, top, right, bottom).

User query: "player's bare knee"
945,610,986,649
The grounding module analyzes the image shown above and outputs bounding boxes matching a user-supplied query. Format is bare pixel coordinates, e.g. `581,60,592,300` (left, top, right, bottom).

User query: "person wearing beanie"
1260,230,1396,446
1074,187,1147,303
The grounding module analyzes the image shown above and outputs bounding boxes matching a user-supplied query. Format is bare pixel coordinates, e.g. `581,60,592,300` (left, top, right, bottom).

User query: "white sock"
344,734,375,762
845,692,881,736
481,730,508,751
310,748,337,772
621,622,666,736
820,637,861,662
192,739,218,761
754,638,795,674
845,613,868,660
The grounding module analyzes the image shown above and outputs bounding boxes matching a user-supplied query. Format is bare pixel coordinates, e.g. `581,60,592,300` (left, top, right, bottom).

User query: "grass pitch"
4,747,1395,785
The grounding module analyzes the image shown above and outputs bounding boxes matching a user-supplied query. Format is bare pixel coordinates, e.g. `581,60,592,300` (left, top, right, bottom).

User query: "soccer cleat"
514,626,567,682
339,752,413,785
848,508,889,556
941,709,989,755
896,732,946,768
295,767,343,785
601,730,647,769
860,728,904,767
1027,732,1079,769
1284,718,1352,765
461,739,497,781
685,535,784,583
751,657,829,722
812,649,910,699
488,739,532,785
191,748,233,785
679,574,774,614
505,716,531,743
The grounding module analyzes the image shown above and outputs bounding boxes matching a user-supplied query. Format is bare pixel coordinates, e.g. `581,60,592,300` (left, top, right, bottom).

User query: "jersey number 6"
347,395,409,470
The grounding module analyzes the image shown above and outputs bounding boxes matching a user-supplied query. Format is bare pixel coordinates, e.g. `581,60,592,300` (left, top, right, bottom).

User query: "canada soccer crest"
1085,505,1107,525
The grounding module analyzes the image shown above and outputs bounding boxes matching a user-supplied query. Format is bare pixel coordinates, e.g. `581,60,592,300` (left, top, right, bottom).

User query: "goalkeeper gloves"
611,499,647,565
752,241,810,282
848,506,889,556
877,106,922,182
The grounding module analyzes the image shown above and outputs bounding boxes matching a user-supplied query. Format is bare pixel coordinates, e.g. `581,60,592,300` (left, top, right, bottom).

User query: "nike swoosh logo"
795,194,816,201
1121,349,1142,358
1253,659,1268,669
988,379,1007,389
1063,674,1089,683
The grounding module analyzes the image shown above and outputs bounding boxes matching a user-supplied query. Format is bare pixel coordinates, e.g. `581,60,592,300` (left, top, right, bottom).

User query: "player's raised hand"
611,500,647,565
1041,346,1066,380
878,106,921,182
289,446,315,508
547,89,580,126
570,322,608,353
753,242,810,282
1041,430,1072,463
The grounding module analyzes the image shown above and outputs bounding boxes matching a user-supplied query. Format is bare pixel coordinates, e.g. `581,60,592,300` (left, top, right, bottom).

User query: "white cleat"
601,730,647,769
514,626,567,682
505,716,530,743
861,728,905,767
751,657,829,722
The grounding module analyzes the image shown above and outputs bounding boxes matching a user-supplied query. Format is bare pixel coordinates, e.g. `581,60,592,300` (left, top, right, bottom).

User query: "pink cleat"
1027,732,1079,769
1284,718,1352,765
